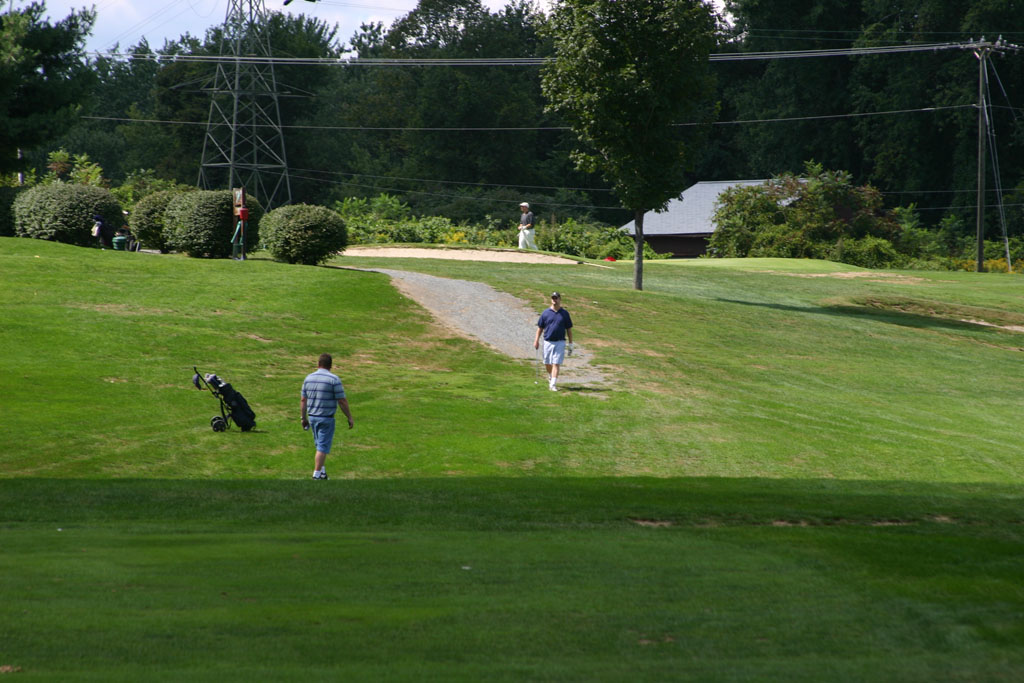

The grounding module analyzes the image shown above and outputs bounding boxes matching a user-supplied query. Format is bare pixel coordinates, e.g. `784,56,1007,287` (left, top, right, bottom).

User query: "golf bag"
191,366,256,432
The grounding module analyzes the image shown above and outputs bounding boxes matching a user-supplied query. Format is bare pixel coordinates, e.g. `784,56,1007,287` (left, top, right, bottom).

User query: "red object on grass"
604,257,616,261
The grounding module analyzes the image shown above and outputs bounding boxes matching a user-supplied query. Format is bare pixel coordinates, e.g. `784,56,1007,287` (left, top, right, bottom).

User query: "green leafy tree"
324,2,597,223
541,0,718,289
710,162,901,267
717,0,1024,242
44,41,165,182
41,149,106,186
720,0,865,179
0,2,95,174
110,169,193,209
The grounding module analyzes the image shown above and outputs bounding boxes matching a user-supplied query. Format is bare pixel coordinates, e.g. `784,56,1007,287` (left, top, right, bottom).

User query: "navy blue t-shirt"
537,307,573,341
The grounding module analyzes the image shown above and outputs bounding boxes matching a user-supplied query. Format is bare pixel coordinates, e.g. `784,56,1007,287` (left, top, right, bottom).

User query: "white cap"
519,202,529,208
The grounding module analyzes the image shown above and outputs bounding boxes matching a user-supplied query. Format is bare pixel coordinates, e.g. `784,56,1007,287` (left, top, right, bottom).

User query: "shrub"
709,184,785,258
261,204,347,265
111,169,192,209
710,162,899,263
748,222,820,259
331,192,640,257
164,190,263,258
335,194,412,244
130,189,192,253
536,218,636,259
12,183,122,246
831,236,901,268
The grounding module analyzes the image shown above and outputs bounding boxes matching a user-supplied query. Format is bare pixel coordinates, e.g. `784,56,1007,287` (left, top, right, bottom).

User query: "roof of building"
621,180,768,236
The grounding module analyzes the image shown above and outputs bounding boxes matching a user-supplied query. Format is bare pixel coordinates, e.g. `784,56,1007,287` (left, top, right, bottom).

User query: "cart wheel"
211,416,227,432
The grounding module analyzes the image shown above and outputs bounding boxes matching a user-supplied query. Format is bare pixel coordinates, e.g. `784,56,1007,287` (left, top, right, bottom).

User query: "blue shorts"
309,416,336,454
542,339,566,365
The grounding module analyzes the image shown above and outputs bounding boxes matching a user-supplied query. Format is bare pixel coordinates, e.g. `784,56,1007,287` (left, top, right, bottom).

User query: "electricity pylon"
198,0,291,209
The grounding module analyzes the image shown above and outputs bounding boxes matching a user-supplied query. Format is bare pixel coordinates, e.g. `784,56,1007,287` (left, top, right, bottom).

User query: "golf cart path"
344,254,608,386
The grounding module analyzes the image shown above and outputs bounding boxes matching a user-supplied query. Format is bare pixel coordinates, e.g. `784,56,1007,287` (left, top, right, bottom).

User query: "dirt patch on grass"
67,302,171,316
776,271,930,284
629,519,675,527
644,517,972,528
960,318,1024,333
853,296,1024,332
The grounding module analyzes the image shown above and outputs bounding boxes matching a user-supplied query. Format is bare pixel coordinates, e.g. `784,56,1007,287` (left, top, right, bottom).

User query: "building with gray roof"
621,180,767,257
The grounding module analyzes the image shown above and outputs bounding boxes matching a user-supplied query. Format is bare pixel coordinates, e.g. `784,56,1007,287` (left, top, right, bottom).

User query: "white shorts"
542,339,566,365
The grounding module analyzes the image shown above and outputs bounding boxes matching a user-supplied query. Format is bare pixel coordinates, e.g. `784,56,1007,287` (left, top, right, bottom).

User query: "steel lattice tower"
198,0,291,209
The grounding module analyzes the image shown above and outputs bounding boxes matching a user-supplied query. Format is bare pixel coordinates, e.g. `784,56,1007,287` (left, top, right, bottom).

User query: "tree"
541,0,719,289
0,2,95,174
44,40,164,183
709,162,901,267
716,0,1024,239
720,0,865,179
328,1,577,222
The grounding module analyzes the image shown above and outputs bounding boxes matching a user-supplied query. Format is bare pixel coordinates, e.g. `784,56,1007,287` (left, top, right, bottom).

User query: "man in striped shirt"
301,353,354,480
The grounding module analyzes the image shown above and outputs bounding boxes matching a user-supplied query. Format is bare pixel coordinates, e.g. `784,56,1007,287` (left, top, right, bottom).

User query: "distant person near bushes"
518,202,537,250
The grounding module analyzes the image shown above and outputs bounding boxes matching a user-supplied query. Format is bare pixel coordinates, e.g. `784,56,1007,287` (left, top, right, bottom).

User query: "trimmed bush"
12,183,122,247
130,189,191,253
164,190,263,258
261,204,348,265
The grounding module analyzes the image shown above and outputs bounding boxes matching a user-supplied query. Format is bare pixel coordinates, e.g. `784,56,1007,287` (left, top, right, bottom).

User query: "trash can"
112,235,128,251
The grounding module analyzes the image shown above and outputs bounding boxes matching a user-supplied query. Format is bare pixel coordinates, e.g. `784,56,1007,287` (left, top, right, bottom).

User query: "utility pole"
198,0,292,210
974,41,989,272
969,37,1022,272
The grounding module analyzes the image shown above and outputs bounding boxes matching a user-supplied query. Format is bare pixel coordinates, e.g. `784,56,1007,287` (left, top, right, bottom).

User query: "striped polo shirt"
301,368,346,417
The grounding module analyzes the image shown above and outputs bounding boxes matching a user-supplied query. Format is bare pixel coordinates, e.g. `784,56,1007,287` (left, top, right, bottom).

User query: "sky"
36,0,556,54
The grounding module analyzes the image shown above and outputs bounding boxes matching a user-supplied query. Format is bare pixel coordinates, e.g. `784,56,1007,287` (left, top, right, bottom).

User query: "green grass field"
2,237,1023,680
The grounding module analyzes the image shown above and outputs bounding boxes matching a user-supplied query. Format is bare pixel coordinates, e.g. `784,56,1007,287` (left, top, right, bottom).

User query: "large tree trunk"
633,208,645,291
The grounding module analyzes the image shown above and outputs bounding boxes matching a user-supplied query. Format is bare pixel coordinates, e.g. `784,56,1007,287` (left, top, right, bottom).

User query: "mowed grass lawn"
1,237,1023,680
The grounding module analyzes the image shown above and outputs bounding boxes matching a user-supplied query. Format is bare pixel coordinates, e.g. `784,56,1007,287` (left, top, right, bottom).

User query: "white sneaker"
549,382,558,392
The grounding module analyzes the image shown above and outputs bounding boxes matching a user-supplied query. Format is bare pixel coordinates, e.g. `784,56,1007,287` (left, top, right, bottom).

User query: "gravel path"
362,267,608,387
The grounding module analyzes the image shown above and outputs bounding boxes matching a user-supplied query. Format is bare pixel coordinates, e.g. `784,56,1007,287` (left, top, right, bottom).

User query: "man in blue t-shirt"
533,291,574,392
301,353,354,480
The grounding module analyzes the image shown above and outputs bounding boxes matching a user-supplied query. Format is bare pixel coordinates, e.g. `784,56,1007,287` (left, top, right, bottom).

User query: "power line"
73,38,1022,219
288,172,629,211
85,40,975,66
81,104,974,131
285,172,1024,214
689,104,973,126
709,42,967,60
291,167,615,193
